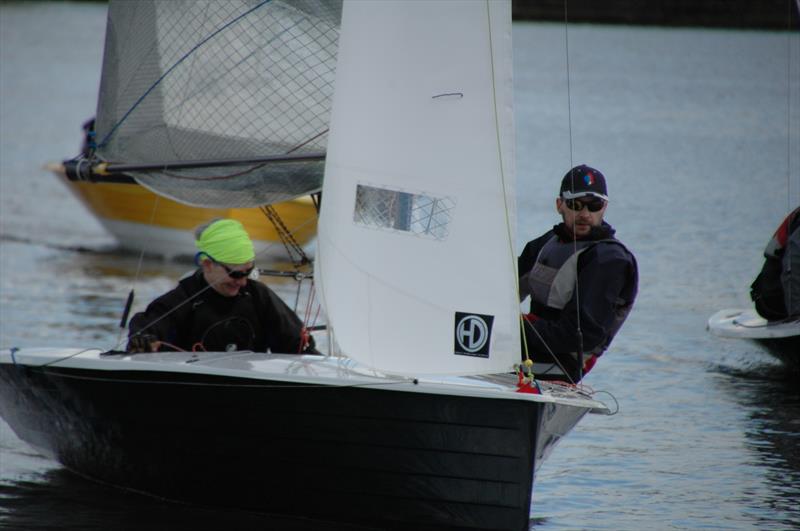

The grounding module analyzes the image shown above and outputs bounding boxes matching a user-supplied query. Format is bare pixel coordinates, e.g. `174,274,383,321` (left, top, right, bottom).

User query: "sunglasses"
213,260,254,279
564,198,605,212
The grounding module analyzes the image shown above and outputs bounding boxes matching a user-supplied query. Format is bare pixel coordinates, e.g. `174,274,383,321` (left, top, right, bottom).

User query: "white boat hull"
708,308,800,339
708,308,800,365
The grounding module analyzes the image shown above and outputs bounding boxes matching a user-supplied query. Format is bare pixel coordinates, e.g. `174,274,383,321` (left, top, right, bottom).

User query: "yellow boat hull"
53,169,318,262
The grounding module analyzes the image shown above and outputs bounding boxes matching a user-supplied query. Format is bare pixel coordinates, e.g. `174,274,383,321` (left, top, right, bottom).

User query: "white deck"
707,308,800,339
0,347,609,411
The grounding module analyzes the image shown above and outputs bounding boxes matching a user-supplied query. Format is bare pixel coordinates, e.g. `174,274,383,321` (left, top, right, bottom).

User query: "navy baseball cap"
559,164,608,201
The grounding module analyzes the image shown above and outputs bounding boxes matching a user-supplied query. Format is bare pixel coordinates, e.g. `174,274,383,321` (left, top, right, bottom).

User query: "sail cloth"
94,0,341,208
317,0,519,376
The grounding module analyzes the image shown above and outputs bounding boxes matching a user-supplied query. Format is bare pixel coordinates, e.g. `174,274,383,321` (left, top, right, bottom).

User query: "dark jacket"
128,270,313,353
518,221,638,363
751,206,800,320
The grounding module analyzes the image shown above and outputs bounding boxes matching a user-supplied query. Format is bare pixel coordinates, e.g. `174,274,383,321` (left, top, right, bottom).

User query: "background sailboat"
54,0,340,262
51,159,319,262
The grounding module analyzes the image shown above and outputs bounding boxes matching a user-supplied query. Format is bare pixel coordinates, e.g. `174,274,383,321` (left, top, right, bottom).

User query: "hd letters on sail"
454,312,495,358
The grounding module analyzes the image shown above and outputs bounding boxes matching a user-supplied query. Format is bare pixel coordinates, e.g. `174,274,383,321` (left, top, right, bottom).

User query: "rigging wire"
116,193,163,348
519,0,582,387
564,0,583,386
788,0,798,213
482,1,532,376
786,0,799,312
564,1,586,385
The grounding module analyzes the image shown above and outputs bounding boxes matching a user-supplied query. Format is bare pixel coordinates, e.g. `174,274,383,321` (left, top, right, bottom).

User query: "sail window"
354,184,454,240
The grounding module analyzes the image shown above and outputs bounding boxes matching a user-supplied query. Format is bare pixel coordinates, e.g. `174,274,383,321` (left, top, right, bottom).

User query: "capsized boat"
0,1,611,529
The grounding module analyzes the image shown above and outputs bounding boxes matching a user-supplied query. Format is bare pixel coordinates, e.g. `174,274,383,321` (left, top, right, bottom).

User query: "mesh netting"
95,0,341,208
353,184,456,241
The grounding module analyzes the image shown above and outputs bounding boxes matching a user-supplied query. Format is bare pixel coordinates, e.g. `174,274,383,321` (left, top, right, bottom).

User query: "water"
1,3,800,530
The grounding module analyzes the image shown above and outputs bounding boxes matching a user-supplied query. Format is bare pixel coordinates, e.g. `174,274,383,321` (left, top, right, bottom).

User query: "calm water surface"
1,3,799,530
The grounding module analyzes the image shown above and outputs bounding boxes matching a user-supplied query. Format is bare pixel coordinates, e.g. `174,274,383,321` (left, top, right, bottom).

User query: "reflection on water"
0,469,383,531
712,361,800,529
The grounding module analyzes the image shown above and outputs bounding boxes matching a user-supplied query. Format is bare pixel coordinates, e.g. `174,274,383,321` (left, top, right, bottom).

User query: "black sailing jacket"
128,270,312,354
518,221,638,358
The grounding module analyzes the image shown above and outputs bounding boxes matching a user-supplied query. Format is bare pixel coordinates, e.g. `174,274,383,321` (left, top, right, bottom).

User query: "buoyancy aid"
525,235,636,358
528,236,599,312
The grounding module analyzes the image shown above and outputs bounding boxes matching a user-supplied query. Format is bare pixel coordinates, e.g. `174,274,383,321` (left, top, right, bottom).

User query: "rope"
297,278,321,353
260,205,310,267
591,389,620,415
483,1,533,378
523,317,577,385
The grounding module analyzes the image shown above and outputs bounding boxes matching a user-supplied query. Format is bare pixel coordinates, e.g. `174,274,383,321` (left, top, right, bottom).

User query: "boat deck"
1,347,609,411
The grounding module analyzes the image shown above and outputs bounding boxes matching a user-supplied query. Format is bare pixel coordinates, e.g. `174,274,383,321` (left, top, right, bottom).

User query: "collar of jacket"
553,221,616,242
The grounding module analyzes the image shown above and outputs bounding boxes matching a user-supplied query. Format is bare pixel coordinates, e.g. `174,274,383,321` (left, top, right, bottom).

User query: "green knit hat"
195,219,255,265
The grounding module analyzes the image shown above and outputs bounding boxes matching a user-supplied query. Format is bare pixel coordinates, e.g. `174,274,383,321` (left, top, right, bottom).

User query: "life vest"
764,208,799,259
526,235,636,359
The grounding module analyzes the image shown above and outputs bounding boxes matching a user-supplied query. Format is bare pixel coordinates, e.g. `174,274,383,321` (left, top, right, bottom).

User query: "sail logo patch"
454,312,494,358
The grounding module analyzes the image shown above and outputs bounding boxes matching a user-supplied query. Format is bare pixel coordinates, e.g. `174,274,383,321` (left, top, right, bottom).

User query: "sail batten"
95,0,342,208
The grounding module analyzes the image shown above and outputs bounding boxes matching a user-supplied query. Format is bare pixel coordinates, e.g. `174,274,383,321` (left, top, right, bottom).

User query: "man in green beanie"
127,219,316,354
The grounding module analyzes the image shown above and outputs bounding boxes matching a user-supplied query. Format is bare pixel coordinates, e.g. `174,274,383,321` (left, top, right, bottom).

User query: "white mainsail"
317,0,518,375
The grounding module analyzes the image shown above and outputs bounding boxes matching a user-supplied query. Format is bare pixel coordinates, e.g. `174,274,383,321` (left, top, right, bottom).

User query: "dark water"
2,2,800,530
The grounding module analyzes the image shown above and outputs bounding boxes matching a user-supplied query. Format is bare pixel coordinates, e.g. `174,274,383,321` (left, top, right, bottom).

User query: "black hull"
755,336,800,368
0,363,588,530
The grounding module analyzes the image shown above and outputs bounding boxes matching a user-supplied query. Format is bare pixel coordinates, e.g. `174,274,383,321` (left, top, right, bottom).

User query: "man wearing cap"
127,218,315,354
518,164,638,382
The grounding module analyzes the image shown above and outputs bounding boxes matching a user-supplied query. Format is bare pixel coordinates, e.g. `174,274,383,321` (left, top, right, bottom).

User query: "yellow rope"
485,1,533,378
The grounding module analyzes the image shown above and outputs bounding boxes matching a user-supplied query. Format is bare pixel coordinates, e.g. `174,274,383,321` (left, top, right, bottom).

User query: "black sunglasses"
564,198,605,213
213,260,254,279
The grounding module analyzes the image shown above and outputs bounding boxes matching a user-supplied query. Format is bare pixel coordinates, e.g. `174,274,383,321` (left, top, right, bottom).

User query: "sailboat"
0,1,610,529
50,155,319,262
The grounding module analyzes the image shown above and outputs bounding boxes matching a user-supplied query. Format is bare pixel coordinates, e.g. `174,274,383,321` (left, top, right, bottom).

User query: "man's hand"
127,334,160,353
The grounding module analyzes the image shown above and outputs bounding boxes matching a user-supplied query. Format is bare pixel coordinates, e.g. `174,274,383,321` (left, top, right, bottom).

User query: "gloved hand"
127,333,159,353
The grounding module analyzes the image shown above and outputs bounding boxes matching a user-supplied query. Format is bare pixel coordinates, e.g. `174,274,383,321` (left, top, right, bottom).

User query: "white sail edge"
316,0,519,376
